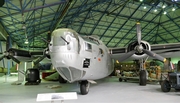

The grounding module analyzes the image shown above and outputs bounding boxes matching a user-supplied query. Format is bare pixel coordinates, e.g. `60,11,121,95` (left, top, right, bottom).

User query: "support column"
11,62,33,85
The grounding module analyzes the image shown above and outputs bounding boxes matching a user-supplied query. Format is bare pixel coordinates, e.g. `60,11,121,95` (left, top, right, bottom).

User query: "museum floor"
0,75,180,103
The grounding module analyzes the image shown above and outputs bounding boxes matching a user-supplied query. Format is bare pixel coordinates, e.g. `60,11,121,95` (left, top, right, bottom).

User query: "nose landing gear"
79,80,90,95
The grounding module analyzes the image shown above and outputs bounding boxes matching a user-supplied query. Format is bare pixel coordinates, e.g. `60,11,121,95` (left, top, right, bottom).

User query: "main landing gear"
58,75,67,83
25,68,41,85
139,70,147,86
79,80,90,95
117,59,147,85
139,59,147,86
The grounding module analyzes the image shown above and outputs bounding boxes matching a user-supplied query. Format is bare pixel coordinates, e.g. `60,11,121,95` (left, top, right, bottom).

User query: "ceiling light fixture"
172,7,176,11
162,5,166,8
163,11,167,15
154,9,157,12
22,24,26,29
25,39,29,44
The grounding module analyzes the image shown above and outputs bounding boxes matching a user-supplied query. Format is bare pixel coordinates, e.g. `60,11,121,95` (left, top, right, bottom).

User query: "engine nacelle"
127,40,151,60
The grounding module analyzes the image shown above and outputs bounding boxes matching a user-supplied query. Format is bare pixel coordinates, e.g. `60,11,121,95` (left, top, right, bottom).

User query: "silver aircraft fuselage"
49,28,114,83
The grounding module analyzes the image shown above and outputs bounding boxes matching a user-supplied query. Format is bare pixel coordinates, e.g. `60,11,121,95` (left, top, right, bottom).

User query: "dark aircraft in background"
0,35,50,65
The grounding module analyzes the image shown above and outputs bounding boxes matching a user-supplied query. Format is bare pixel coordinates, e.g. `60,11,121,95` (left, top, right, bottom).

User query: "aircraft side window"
88,37,100,45
85,42,92,52
99,48,104,57
99,48,103,54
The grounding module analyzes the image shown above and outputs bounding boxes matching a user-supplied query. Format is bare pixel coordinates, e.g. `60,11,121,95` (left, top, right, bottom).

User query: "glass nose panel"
56,66,85,82
52,29,76,46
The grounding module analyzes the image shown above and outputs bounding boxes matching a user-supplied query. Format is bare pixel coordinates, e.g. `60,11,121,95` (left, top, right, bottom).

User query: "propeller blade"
136,22,141,45
33,55,46,66
142,49,166,62
118,50,136,62
0,55,5,61
8,55,20,64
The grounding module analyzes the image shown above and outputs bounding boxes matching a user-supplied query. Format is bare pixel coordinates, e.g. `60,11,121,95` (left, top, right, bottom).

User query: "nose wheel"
80,80,90,95
58,75,67,83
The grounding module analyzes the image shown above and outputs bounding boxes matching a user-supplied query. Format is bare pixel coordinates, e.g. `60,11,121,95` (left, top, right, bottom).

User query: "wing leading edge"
109,42,180,62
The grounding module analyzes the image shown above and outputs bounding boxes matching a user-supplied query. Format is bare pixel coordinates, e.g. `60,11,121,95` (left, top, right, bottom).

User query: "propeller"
33,32,51,66
0,36,20,64
117,50,136,61
118,22,167,62
33,55,46,66
142,49,166,62
136,22,141,45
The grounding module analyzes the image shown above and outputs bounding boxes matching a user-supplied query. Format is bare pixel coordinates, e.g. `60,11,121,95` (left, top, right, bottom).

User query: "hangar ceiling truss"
0,0,180,50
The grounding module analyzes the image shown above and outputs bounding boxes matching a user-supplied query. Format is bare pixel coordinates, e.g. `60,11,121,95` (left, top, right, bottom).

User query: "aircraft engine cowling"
127,40,151,59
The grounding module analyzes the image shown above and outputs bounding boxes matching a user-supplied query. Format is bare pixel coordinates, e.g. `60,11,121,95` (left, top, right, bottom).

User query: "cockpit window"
85,42,92,52
82,36,100,45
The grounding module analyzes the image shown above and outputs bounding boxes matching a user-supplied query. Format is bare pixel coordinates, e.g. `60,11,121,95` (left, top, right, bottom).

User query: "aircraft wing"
151,43,180,58
109,42,180,62
109,22,180,62
30,49,50,65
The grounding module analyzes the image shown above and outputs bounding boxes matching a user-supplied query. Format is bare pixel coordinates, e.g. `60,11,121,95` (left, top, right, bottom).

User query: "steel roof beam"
62,0,88,28
68,10,160,25
88,1,112,36
0,1,67,18
12,25,50,42
156,28,180,34
124,9,166,46
5,12,56,27
0,23,8,40
165,13,180,31
159,24,180,42
49,1,68,31
160,16,180,24
51,0,73,32
73,0,92,32
4,1,20,41
106,2,143,47
154,33,169,44
99,1,127,39
9,20,51,34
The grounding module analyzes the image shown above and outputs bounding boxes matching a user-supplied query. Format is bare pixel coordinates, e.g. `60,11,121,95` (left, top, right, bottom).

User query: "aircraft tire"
37,79,41,84
58,75,67,83
161,80,171,92
175,89,180,91
80,80,90,95
139,70,146,86
119,78,122,82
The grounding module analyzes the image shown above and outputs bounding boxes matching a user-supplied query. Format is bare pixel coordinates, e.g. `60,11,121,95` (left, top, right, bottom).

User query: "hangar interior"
1,0,180,103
